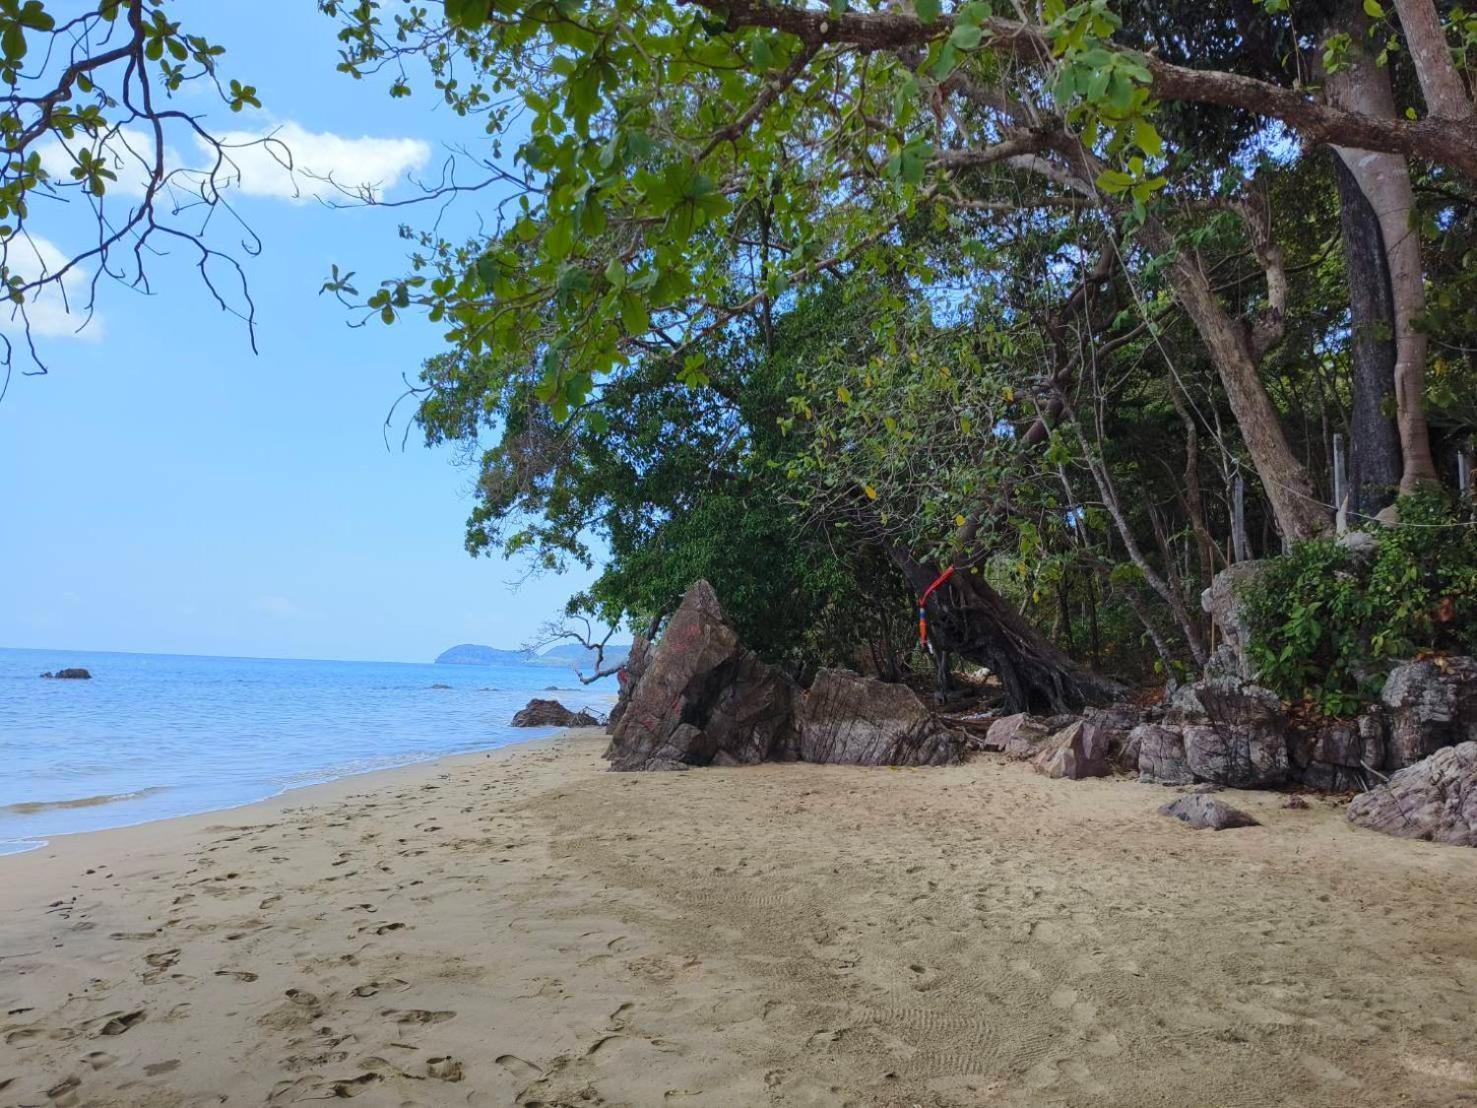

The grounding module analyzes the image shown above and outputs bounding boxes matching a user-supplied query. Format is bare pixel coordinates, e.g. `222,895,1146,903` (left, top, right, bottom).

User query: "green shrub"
1241,492,1477,715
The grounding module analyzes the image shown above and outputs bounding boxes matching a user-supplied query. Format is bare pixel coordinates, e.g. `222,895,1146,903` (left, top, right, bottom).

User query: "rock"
1288,710,1386,790
430,683,452,689
607,630,656,734
1178,679,1288,787
1380,657,1477,770
1200,561,1268,682
1283,795,1310,810
605,581,797,771
1347,741,1477,847
980,713,1048,756
1031,719,1110,780
1159,794,1261,831
1080,705,1143,774
40,668,91,680
511,698,600,728
1135,723,1194,785
1335,528,1379,564
797,669,966,767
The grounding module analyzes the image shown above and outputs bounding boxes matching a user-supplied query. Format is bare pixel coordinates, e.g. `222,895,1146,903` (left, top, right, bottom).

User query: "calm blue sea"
0,647,616,856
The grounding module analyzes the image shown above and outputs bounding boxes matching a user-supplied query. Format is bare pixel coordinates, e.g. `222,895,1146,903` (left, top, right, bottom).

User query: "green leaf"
915,0,941,23
949,23,983,49
1363,0,1384,16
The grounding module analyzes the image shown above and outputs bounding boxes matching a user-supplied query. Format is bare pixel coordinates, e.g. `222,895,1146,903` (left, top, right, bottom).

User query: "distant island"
435,642,631,673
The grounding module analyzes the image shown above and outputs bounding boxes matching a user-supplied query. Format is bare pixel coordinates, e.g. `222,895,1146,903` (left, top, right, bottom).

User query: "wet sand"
3,727,1476,1106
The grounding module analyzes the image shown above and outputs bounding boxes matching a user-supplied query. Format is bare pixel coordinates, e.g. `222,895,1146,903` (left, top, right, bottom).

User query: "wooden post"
1332,432,1348,534
1232,469,1250,563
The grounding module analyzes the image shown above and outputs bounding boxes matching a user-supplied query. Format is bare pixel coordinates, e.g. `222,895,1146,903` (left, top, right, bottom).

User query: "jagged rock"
1178,679,1288,787
41,668,91,680
1136,723,1194,785
607,631,656,734
1031,720,1110,780
980,712,1048,757
1081,705,1143,774
1336,528,1379,564
1159,794,1261,831
1380,657,1477,770
1347,741,1477,847
605,581,797,771
511,698,600,728
797,669,965,766
1200,562,1268,682
1288,711,1386,790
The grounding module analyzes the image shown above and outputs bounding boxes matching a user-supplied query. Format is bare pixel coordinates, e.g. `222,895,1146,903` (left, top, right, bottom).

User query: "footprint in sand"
143,1060,180,1077
97,1011,146,1037
144,949,180,970
214,969,258,983
82,1051,116,1071
383,1008,456,1025
426,1056,464,1082
496,1054,543,1082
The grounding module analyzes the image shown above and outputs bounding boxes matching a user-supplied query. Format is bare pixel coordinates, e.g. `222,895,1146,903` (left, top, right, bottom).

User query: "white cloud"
0,234,103,341
204,122,431,203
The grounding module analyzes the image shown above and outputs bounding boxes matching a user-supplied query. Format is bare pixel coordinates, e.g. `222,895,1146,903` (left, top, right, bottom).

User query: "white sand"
3,727,1477,1106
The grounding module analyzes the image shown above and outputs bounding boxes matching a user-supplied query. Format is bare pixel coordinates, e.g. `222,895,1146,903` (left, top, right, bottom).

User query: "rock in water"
796,669,965,766
1347,742,1477,847
605,580,796,771
1159,794,1261,831
40,668,91,680
1380,657,1477,770
511,699,599,728
1031,720,1110,780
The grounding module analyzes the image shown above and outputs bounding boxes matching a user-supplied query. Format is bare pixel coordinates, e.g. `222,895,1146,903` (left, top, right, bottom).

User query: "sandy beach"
3,727,1477,1107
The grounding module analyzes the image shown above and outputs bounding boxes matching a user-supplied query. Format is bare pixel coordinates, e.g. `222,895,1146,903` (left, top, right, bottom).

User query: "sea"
0,647,617,856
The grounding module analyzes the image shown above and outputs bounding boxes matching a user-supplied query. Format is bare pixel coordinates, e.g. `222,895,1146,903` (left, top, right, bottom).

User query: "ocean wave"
1,786,167,816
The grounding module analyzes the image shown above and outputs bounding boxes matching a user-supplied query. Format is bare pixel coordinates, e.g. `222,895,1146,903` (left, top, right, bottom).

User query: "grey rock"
1347,741,1477,847
1200,561,1269,681
1179,679,1288,787
797,669,966,766
1031,719,1110,780
1136,723,1194,785
1080,705,1144,774
1380,657,1477,770
1335,528,1379,563
1159,794,1261,831
980,715,1051,762
605,581,798,770
40,668,91,680
1288,710,1386,790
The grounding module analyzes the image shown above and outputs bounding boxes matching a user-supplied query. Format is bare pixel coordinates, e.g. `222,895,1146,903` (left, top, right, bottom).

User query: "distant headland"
434,642,631,672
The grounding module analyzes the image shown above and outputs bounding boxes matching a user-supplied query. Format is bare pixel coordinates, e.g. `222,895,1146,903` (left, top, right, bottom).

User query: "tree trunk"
1332,152,1404,516
1392,0,1473,121
885,545,1124,713
1324,14,1441,492
1139,218,1332,544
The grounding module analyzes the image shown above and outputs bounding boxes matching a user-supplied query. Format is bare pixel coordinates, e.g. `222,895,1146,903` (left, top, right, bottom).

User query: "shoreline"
0,730,570,868
4,729,1477,1106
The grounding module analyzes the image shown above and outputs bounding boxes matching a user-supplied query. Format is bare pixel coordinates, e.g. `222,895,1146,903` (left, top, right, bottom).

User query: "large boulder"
1200,562,1268,681
1176,678,1288,787
605,581,797,771
41,668,91,680
1135,723,1194,785
1288,711,1386,791
511,699,599,728
981,712,1050,758
1031,719,1110,780
1159,794,1261,831
607,631,656,734
1347,741,1477,847
1080,705,1144,774
797,669,965,766
1380,657,1477,770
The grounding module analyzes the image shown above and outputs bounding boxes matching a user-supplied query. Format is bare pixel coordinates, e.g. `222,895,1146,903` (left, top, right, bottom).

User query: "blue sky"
0,4,602,663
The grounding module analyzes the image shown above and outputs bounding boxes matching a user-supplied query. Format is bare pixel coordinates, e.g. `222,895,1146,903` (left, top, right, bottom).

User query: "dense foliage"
1242,494,1477,714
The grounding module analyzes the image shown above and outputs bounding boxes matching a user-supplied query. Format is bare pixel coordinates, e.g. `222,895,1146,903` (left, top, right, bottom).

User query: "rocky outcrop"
511,698,600,728
607,631,656,733
41,668,91,680
1081,705,1144,774
1347,742,1477,847
1159,794,1261,831
1031,719,1110,780
1288,711,1386,791
1138,679,1288,787
1201,562,1267,681
977,713,1049,758
1380,657,1477,770
797,669,965,766
605,581,798,771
